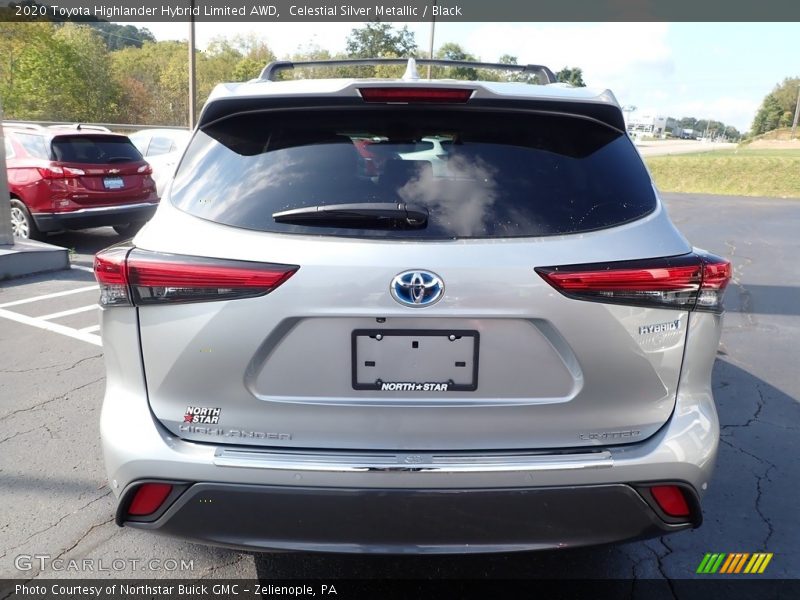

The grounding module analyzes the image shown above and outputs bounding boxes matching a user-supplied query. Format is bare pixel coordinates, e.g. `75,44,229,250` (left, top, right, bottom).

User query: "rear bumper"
119,481,692,553
33,202,158,231
100,308,722,554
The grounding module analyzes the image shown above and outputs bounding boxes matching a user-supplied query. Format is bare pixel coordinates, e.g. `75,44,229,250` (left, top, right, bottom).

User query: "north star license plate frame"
351,329,480,392
103,176,124,189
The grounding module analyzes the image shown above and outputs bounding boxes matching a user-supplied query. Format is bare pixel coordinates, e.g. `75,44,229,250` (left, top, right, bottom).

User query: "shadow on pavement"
253,357,798,581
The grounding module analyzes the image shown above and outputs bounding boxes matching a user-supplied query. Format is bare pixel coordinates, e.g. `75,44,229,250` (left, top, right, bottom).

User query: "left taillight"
94,246,132,306
93,247,299,307
535,251,731,312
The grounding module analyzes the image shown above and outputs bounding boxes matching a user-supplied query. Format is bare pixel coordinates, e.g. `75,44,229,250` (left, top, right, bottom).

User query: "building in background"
626,114,668,138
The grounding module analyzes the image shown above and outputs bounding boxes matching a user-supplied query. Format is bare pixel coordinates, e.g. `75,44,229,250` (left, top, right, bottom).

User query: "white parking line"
38,304,97,321
71,265,95,274
0,285,98,309
0,307,101,346
0,281,102,346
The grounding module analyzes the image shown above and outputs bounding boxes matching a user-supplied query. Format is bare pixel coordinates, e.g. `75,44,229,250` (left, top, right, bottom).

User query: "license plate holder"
352,329,479,392
103,176,124,189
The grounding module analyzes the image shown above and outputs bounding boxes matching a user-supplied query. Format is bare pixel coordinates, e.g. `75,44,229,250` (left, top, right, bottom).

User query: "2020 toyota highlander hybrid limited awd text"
94,58,731,553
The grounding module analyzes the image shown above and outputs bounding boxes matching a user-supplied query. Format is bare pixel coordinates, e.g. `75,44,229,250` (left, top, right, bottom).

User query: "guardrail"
2,120,190,133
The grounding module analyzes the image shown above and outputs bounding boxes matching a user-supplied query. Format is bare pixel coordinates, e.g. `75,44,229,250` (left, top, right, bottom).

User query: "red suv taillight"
536,252,731,312
36,164,86,179
36,165,65,179
94,246,299,307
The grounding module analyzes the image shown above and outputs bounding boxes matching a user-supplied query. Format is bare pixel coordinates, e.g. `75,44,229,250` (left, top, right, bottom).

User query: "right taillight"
93,246,299,307
536,252,731,312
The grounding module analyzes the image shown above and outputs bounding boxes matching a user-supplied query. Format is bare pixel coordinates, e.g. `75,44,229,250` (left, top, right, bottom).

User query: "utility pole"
0,102,13,246
792,84,800,140
426,0,436,79
188,0,197,129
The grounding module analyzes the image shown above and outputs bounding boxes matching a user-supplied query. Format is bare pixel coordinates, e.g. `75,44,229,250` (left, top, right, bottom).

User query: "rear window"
51,135,143,164
171,108,656,239
4,137,15,159
147,136,175,156
13,132,49,159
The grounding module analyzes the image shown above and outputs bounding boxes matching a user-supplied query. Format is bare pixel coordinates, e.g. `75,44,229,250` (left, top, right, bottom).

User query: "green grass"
645,148,800,198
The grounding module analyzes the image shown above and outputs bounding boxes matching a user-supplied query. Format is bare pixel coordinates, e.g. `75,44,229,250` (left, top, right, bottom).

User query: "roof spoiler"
259,58,558,85
47,124,112,133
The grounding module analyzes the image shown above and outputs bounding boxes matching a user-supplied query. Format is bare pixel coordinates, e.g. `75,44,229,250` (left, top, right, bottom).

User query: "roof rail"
2,121,46,131
47,123,112,132
259,58,558,84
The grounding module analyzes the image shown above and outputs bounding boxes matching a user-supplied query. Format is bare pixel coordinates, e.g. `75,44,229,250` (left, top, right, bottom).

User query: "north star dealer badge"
183,406,221,424
380,382,450,391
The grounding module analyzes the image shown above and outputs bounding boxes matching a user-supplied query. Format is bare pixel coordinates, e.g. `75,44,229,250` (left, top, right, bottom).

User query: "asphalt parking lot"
0,193,798,586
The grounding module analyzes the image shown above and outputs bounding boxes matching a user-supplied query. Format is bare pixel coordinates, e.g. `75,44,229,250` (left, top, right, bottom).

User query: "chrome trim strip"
33,202,158,217
213,448,613,473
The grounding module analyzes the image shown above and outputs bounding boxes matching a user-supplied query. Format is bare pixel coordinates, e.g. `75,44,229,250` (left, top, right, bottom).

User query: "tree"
0,22,120,121
283,44,334,80
345,22,417,58
751,94,783,135
491,54,536,84
54,24,121,121
89,23,156,51
234,35,275,81
556,67,586,87
344,22,416,77
751,77,800,135
111,41,190,125
723,125,742,140
431,42,478,80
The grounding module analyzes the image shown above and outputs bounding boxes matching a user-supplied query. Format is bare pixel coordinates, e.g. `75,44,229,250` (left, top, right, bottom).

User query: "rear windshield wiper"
272,203,428,229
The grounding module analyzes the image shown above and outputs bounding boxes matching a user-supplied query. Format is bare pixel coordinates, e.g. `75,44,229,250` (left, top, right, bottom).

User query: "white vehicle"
129,128,190,196
95,58,730,554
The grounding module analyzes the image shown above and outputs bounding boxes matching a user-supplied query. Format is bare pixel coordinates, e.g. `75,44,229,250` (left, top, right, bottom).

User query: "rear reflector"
359,87,473,103
536,252,731,312
650,485,691,518
94,246,299,306
128,483,173,516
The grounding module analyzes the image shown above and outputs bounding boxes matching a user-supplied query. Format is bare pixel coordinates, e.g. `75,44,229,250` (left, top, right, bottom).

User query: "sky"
124,21,800,132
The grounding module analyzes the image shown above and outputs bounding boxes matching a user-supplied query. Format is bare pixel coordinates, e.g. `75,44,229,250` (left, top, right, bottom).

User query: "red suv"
4,124,159,239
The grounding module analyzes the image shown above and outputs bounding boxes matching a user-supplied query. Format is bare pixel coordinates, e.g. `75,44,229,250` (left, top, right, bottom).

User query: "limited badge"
183,406,221,424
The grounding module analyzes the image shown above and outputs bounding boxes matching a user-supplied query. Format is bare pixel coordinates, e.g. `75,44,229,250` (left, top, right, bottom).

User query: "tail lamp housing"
94,246,299,307
536,251,731,312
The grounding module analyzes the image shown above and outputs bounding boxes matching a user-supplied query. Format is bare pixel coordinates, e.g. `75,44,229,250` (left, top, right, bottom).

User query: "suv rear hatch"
49,134,155,207
123,89,713,451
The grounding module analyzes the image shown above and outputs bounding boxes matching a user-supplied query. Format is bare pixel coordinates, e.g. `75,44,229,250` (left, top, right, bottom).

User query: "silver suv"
94,59,731,553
